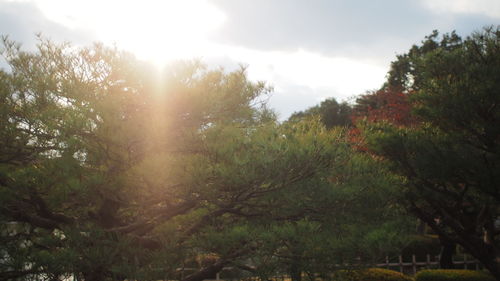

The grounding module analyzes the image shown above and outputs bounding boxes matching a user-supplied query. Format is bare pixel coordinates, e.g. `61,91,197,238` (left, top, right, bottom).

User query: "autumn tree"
353,87,417,127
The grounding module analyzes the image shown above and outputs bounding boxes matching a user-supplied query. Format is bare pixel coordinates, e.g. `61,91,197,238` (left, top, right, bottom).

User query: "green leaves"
0,36,415,281
360,26,500,278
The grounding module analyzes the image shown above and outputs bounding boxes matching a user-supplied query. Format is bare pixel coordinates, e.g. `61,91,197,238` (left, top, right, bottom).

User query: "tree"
385,30,462,93
350,87,418,153
0,38,333,280
0,38,409,281
353,87,417,127
285,102,413,281
360,26,500,279
289,98,353,129
239,149,412,281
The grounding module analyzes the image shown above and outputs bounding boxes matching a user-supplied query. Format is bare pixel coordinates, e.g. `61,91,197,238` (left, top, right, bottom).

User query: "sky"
0,0,498,119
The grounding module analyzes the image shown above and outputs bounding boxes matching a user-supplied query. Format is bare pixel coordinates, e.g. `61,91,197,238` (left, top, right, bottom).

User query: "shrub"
401,235,441,260
415,269,495,281
334,268,413,281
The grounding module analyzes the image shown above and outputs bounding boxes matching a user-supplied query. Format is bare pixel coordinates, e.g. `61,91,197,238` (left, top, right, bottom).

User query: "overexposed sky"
1,0,498,119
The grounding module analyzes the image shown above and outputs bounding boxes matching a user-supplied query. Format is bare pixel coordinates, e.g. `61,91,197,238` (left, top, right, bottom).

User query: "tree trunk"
410,202,500,279
468,242,500,281
416,219,426,235
479,258,500,281
438,235,455,269
290,260,302,281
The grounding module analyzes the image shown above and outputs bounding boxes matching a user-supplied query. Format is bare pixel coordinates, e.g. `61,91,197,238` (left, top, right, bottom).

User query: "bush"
334,268,413,281
415,269,495,281
401,235,441,260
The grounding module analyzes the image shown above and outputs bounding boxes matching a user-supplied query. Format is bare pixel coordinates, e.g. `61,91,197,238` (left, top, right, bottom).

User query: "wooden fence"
208,254,483,281
375,254,481,275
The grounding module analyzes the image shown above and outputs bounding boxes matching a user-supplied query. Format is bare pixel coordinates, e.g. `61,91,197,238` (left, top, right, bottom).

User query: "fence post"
464,254,467,269
412,255,417,275
399,255,403,273
426,254,430,268
386,256,389,269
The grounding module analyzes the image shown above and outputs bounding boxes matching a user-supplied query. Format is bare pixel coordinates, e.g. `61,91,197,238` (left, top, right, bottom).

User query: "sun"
34,0,226,64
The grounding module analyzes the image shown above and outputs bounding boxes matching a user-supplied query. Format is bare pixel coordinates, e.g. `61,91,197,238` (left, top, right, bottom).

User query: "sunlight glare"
34,0,226,64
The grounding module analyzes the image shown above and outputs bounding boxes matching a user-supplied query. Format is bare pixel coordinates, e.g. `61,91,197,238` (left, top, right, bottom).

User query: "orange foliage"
349,88,418,151
352,88,417,126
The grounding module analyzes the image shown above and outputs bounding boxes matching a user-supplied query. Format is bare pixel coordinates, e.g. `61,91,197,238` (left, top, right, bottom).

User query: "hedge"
415,269,495,281
401,235,441,259
333,268,413,281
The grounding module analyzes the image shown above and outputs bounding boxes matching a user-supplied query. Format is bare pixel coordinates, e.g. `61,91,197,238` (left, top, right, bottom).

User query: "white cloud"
1,0,388,119
16,0,227,62
199,45,386,118
421,0,500,19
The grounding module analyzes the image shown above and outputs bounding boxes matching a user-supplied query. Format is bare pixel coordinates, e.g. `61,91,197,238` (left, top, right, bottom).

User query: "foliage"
350,87,418,151
359,26,500,279
244,151,413,280
401,235,441,260
353,88,417,127
415,270,495,281
289,98,353,129
333,268,414,281
0,38,408,281
385,30,462,92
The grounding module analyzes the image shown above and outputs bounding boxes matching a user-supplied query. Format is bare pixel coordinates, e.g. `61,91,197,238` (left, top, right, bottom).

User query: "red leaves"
352,88,418,127
348,88,419,151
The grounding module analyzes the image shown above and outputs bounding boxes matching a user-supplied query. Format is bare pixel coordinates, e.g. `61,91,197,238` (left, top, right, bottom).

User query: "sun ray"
34,0,226,64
